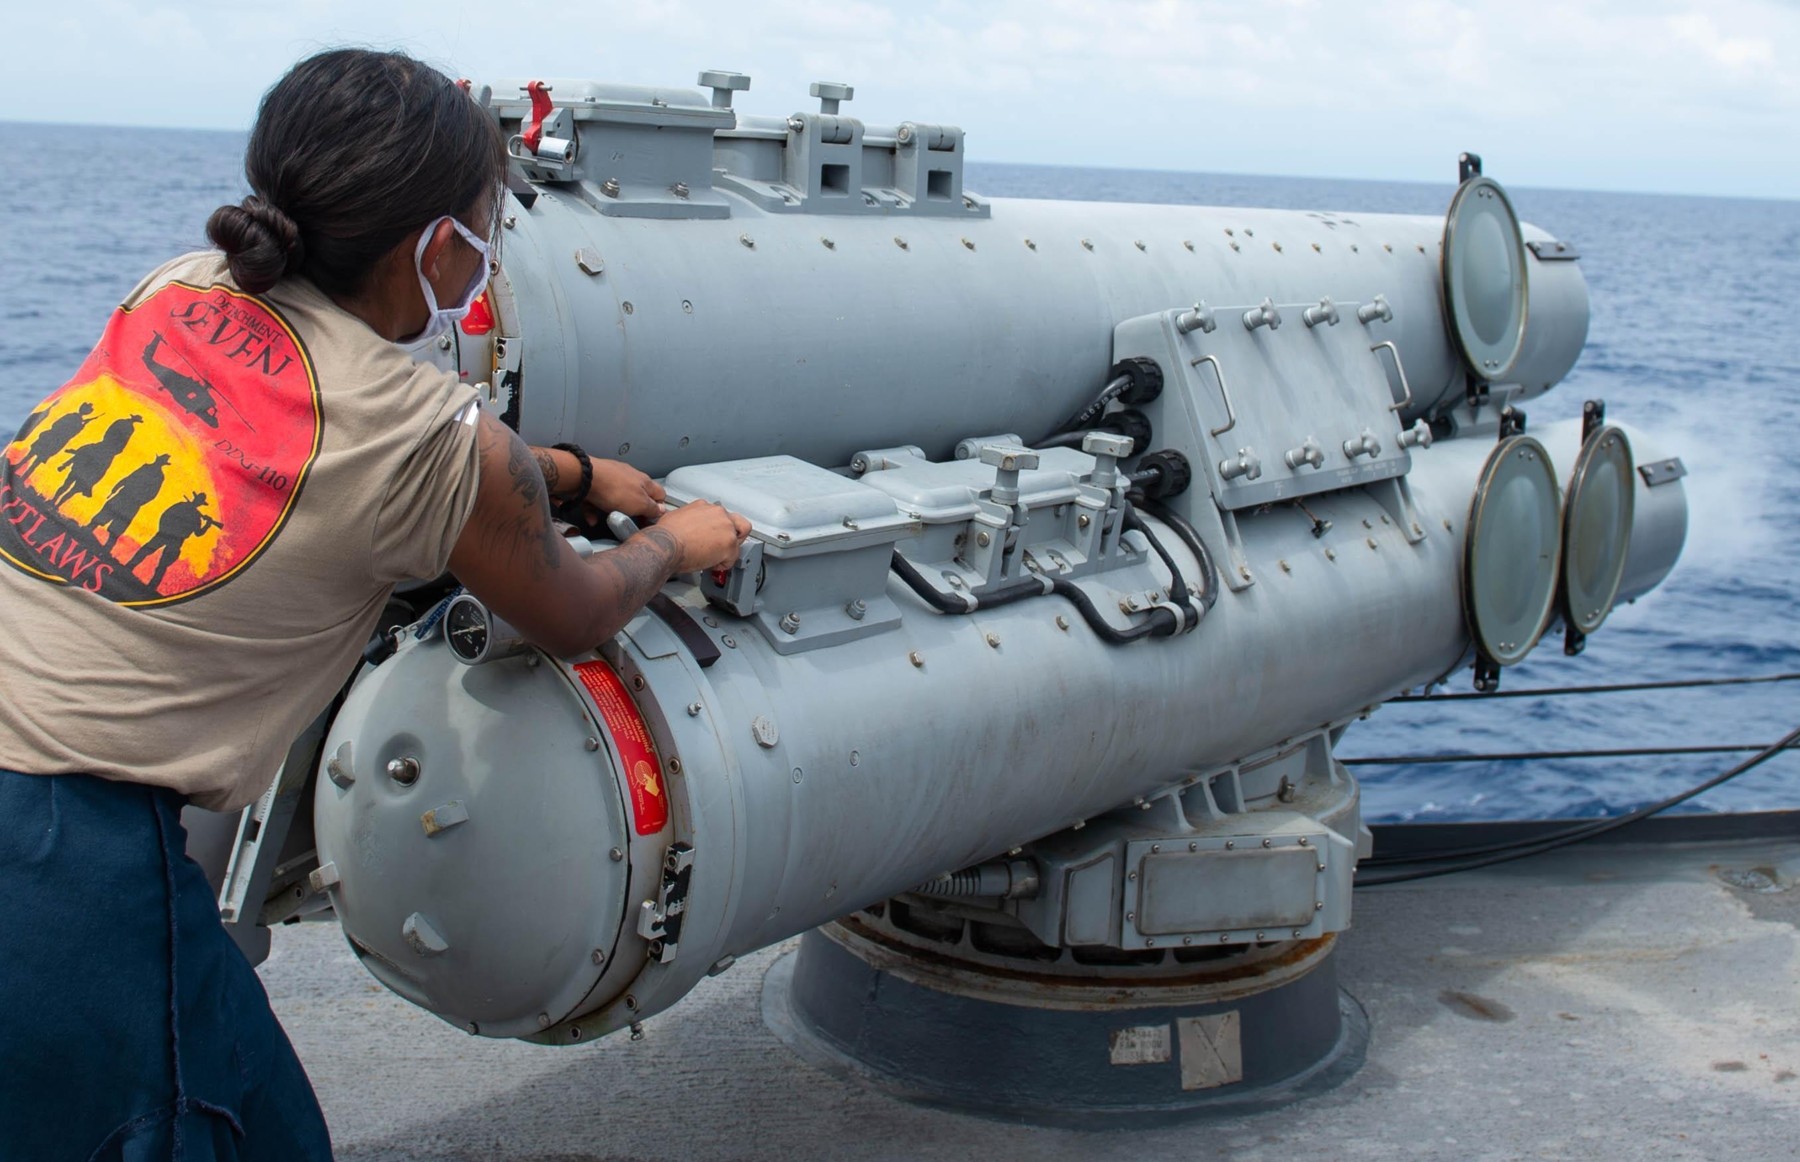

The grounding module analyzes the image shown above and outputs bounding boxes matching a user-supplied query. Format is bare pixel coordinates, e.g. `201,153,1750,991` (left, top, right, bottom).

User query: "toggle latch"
637,842,695,964
979,444,1039,507
519,81,576,164
700,537,764,619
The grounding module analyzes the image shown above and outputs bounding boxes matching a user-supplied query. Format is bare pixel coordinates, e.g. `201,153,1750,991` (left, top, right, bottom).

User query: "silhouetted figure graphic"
126,492,222,590
15,402,53,444
50,415,144,508
88,453,172,548
142,332,222,428
13,402,97,480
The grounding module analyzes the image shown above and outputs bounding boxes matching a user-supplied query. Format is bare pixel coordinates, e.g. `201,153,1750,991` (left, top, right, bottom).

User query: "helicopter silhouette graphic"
141,332,256,432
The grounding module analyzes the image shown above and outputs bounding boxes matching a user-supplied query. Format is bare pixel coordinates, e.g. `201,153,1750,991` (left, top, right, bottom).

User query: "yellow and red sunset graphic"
0,282,320,606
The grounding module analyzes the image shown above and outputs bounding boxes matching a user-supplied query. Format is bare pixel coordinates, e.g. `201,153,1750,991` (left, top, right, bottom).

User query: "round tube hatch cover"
1465,435,1562,666
1561,426,1635,635
1442,176,1529,382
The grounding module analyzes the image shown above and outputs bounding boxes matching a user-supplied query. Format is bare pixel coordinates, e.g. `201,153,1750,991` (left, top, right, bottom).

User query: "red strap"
521,81,553,153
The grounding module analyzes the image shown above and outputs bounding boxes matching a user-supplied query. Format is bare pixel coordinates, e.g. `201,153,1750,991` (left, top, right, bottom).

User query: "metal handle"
1370,341,1414,413
1190,354,1238,437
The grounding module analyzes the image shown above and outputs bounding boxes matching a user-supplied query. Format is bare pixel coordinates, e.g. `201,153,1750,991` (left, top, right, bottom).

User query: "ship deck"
263,821,1800,1160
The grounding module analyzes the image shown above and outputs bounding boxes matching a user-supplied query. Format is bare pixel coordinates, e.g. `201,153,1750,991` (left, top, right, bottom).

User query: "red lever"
521,81,553,153
709,568,730,587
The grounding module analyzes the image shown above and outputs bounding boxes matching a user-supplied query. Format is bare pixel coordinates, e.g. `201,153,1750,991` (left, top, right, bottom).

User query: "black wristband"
551,442,593,508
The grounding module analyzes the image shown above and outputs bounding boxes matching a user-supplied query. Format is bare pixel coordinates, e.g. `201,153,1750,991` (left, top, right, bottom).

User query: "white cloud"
3,0,1795,197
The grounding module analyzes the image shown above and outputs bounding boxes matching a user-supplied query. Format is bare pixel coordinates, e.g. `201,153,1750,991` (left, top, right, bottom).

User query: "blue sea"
1,122,1794,822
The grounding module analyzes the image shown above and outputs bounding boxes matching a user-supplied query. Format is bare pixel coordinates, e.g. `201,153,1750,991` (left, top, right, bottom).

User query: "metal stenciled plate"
1561,426,1635,634
1465,435,1562,666
1442,176,1529,382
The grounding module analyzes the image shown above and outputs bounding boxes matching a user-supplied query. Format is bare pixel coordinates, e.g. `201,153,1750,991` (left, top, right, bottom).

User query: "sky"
4,0,1796,199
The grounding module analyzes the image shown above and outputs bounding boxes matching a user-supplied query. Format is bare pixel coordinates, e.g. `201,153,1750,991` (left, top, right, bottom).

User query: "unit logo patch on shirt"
0,281,321,606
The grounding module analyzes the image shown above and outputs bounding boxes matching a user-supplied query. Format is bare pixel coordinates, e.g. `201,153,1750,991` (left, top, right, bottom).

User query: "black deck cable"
1389,672,1800,702
1343,741,1800,766
1354,722,1800,886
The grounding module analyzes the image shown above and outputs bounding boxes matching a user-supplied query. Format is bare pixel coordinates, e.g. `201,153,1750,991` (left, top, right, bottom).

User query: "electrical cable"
1133,497,1220,613
1039,373,1132,443
1121,505,1190,614
889,550,1045,614
1354,722,1800,885
1343,741,1800,766
1388,671,1800,702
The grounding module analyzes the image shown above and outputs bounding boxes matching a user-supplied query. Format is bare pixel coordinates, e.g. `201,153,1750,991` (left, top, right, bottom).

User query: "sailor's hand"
655,500,751,572
588,460,666,525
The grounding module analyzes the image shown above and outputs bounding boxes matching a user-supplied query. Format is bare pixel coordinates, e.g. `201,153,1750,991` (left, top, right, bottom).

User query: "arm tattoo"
589,527,681,621
532,447,562,497
478,429,563,576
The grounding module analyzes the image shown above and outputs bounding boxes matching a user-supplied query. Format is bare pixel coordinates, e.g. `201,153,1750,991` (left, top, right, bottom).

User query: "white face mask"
411,215,493,341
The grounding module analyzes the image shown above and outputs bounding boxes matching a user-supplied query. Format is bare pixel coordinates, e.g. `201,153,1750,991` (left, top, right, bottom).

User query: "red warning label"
572,660,669,836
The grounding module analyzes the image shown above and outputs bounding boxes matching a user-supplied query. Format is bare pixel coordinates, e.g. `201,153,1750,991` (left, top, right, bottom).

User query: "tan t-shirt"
0,252,481,811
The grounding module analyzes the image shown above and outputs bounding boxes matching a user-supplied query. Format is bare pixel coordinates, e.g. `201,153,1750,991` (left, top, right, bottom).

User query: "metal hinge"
636,842,695,964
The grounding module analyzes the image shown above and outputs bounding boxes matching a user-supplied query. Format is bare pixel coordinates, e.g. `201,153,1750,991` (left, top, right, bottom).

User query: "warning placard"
572,660,669,835
1108,1024,1172,1066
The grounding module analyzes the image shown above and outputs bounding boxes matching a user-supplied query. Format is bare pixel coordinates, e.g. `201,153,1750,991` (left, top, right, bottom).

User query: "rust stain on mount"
1439,989,1515,1022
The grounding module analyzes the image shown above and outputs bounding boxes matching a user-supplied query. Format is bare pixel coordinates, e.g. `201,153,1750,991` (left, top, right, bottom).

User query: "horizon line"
2,116,1793,207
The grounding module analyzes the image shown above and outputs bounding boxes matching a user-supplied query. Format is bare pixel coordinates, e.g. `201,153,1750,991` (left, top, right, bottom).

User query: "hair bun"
205,194,305,294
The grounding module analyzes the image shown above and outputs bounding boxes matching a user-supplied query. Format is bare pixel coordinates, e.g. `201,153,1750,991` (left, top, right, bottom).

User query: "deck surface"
261,836,1800,1160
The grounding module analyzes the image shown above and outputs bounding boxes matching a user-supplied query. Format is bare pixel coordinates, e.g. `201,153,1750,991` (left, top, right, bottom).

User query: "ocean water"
1,122,1794,821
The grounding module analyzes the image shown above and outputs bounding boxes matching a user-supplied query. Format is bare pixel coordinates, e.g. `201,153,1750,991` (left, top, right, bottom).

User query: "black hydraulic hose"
1120,505,1190,613
890,551,1045,614
891,509,1201,644
1049,576,1175,643
1355,721,1800,885
1133,497,1220,613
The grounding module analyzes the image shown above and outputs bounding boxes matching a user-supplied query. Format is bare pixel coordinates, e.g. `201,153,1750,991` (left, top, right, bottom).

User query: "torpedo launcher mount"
284,73,1690,1122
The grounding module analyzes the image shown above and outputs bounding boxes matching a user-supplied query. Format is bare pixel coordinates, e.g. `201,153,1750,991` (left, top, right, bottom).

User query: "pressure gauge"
443,593,531,666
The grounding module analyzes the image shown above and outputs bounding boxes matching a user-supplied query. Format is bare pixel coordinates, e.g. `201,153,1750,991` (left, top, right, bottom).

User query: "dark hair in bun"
206,195,305,294
205,48,508,298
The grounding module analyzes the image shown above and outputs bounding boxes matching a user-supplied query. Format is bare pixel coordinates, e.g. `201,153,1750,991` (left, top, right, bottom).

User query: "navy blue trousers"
0,770,332,1161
